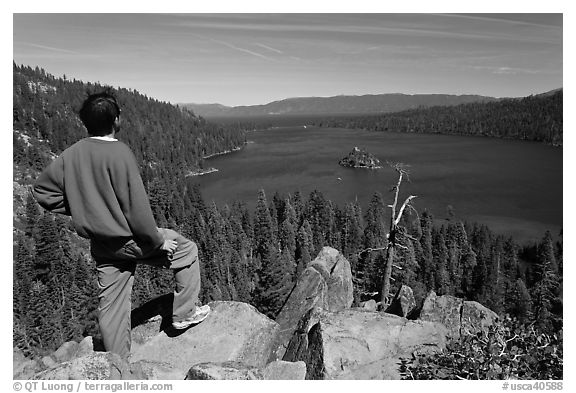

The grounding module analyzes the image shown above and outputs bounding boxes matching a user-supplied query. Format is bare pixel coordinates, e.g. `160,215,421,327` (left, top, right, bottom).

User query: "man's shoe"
172,305,211,330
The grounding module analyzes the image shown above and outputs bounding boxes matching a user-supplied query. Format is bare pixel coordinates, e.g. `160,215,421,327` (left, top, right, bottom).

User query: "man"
33,92,210,358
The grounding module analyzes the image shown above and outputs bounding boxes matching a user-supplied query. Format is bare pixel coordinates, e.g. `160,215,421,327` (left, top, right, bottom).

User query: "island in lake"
339,146,382,169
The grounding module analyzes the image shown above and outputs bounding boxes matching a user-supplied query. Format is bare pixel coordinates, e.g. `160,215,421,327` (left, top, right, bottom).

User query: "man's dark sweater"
33,138,163,250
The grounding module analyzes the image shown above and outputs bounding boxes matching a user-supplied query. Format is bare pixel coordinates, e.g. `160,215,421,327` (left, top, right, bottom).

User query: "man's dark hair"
79,92,121,136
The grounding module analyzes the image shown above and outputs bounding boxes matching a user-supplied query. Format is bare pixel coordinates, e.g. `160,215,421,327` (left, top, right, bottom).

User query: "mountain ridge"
180,93,500,117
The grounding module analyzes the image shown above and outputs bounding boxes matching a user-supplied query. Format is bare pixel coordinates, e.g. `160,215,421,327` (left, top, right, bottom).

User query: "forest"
12,65,562,379
313,90,563,146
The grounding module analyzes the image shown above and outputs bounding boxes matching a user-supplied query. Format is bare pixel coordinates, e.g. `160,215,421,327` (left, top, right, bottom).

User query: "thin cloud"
435,13,562,29
467,65,543,75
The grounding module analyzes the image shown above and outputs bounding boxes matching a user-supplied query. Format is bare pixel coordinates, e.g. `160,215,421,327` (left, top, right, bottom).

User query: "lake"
191,126,562,244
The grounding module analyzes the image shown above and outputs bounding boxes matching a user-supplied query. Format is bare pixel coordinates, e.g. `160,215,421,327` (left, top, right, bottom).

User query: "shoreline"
203,146,243,159
185,167,219,177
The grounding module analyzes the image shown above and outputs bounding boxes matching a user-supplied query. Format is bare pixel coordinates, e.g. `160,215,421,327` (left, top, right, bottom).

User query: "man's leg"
96,261,136,359
141,228,202,323
172,261,201,323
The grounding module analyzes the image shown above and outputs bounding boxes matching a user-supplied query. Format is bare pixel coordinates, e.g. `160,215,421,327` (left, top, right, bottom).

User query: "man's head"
79,92,121,136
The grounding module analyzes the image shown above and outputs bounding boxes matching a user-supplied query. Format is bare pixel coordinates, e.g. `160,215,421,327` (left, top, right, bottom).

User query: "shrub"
400,316,562,380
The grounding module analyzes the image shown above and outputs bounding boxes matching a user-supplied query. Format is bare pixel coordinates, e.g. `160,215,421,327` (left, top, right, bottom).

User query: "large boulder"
33,352,131,380
418,291,464,337
419,291,498,338
184,360,306,380
462,300,499,336
362,299,377,312
308,247,354,312
186,361,263,380
129,301,280,379
273,247,353,360
283,307,447,379
262,360,307,380
386,285,416,318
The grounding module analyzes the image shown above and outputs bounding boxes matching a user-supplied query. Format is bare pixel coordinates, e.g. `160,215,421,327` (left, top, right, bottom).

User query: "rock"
419,291,499,339
362,300,377,312
262,360,307,380
273,247,354,360
41,355,58,369
53,340,79,363
13,348,41,379
130,301,279,379
184,360,306,380
273,267,327,359
461,300,499,336
418,291,463,338
339,147,382,169
130,360,182,380
75,336,94,358
309,247,354,312
283,307,447,379
185,361,262,380
386,285,416,318
33,352,131,380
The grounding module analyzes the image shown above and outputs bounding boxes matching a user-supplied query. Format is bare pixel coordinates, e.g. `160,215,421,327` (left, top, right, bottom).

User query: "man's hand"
160,239,178,258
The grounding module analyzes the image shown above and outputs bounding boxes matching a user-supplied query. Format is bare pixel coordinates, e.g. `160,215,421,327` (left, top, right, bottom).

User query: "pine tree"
24,192,40,237
27,280,59,354
253,189,276,260
228,249,252,302
418,210,435,290
431,226,450,294
279,218,297,260
531,232,560,330
512,278,532,322
257,248,294,319
295,219,313,278
13,234,34,317
148,177,170,227
34,213,64,283
341,201,363,271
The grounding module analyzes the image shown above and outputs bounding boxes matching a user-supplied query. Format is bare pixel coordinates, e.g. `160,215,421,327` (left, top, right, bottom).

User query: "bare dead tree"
358,162,418,306
381,162,417,305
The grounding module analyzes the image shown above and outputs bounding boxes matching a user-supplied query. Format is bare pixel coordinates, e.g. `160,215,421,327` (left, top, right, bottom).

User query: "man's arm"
32,156,71,215
112,147,164,250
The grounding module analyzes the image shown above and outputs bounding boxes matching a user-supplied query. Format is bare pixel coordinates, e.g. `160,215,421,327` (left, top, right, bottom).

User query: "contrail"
193,34,277,62
254,43,283,54
21,42,79,54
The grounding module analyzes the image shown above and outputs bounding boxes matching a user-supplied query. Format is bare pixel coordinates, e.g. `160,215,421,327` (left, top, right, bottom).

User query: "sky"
13,13,562,106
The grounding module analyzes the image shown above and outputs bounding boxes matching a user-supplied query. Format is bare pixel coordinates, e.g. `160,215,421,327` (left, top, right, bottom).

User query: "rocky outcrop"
419,291,499,339
20,247,501,381
273,247,353,360
339,147,382,169
129,301,279,379
386,285,417,318
283,307,447,379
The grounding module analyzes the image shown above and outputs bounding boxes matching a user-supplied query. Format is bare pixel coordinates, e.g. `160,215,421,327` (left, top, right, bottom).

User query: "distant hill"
314,89,563,145
181,93,498,118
